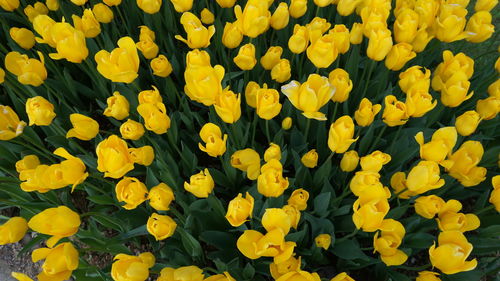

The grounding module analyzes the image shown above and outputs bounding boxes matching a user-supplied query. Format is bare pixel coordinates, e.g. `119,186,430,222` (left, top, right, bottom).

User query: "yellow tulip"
115,177,148,210
256,88,282,120
271,2,289,30
349,22,364,44
54,147,89,191
215,87,241,124
328,115,358,153
354,98,382,127
222,22,243,49
15,155,40,173
489,176,500,212
92,3,113,23
200,8,214,24
198,123,227,157
314,0,333,7
120,119,145,140
257,159,289,197
262,208,292,234
307,33,338,69
465,11,495,43
5,51,47,86
429,231,477,274
398,66,431,94
234,43,257,70
32,15,56,47
137,103,171,134
360,150,391,172
129,145,154,166
289,0,307,18
264,143,281,162
261,46,283,70
0,0,19,11
337,0,362,16
416,271,441,281
411,27,435,53
66,113,99,141
435,4,468,42
276,270,321,281
184,169,214,198
216,0,236,8
175,12,215,49
288,24,309,54
184,50,225,106
204,272,236,281
270,256,301,280
46,22,89,63
414,195,445,219
414,127,457,164
32,242,79,281
96,135,135,178
306,17,331,43
25,96,56,126
103,0,121,6
405,161,445,195
271,59,292,83
447,141,487,187
111,252,155,281
169,0,192,12
237,230,265,259
432,51,474,92
315,234,331,250
24,3,48,22
11,272,34,281
373,219,408,266
282,117,292,130
455,110,481,137
147,213,177,240
95,36,139,83
436,200,480,232
330,24,350,54
476,96,500,120
70,0,86,5
329,68,353,103
330,272,356,281
440,72,474,108
390,171,416,199
475,0,498,11
148,183,175,211
405,88,437,117
136,39,159,59
150,54,173,77
28,206,80,247
0,217,28,245
394,9,419,43
73,9,101,38
340,150,359,172
137,0,162,14
352,197,390,232
385,43,417,71
234,0,271,38
103,91,129,120
367,28,393,61
9,27,35,50
301,149,318,168
225,192,254,227
231,148,261,180
288,188,309,211
382,95,409,127
282,74,334,120
282,204,301,229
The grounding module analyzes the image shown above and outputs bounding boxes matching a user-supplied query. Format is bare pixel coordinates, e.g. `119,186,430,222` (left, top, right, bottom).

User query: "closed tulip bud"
136,39,159,59
367,28,393,61
307,33,338,68
414,127,457,164
24,3,48,21
282,74,334,120
337,0,362,16
288,188,309,211
411,27,434,53
215,88,241,124
147,213,177,240
96,135,135,178
288,24,309,54
475,0,498,11
282,117,292,130
231,148,261,180
261,46,283,70
95,37,139,83
262,208,292,234
28,206,80,247
257,159,289,197
398,66,431,94
0,217,28,245
362,12,388,38
329,68,353,103
256,88,282,120
329,24,350,54
0,0,19,11
111,252,155,281
489,176,500,212
175,12,215,49
406,161,445,194
488,79,500,98
32,242,79,281
103,91,129,120
198,123,227,157
170,0,192,12
465,11,495,43
435,4,468,42
405,88,437,117
440,72,474,108
328,116,358,153
184,168,214,198
429,231,477,274
476,97,500,120
416,271,441,281
222,22,243,49
115,177,148,209
129,145,154,166
103,0,121,6
0,105,26,141
199,8,214,24
447,141,487,187
92,3,113,23
331,272,355,281
225,192,254,227
15,155,40,173
5,51,47,86
148,183,174,211
382,95,409,127
234,43,257,70
137,103,171,134
271,59,291,83
350,22,364,44
150,54,172,77
244,81,262,108
394,9,419,43
301,149,318,168
315,234,331,250
9,28,35,50
414,195,445,219
264,143,281,162
385,43,416,71
289,0,307,18
340,150,359,172
25,96,56,126
44,0,57,10
66,113,99,140
70,0,86,5
73,9,101,38
216,0,236,8
234,0,271,38
354,98,382,127
271,2,289,30
360,151,391,172
120,119,145,140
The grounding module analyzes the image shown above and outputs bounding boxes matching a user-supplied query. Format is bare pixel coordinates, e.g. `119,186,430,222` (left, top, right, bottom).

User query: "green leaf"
332,239,369,261
178,227,203,257
313,192,331,216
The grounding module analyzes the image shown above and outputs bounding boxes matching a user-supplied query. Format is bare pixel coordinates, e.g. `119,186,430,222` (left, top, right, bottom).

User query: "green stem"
304,118,311,143
331,102,339,121
265,120,271,143
368,126,387,153
475,205,494,215
337,229,358,243
360,60,376,101
251,112,258,147
396,264,431,271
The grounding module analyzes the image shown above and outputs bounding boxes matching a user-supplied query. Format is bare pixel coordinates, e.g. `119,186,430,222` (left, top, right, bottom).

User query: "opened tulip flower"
184,50,225,106
225,192,254,227
47,22,89,63
137,103,171,134
231,148,261,180
262,208,292,234
439,72,474,108
367,28,393,61
120,119,145,140
25,96,55,126
147,213,177,240
234,43,257,70
184,169,214,198
306,33,338,68
414,195,445,219
5,51,47,86
465,11,495,43
276,270,320,281
432,51,474,92
282,204,301,229
129,145,154,166
360,151,391,172
66,113,99,140
9,27,35,50
352,196,390,232
0,217,28,245
398,66,431,94
234,0,271,38
32,242,79,281
405,88,437,117
148,183,175,211
204,272,236,281
95,36,139,83
256,88,282,120
436,200,480,232
301,149,318,168
354,98,381,127
330,272,355,281
306,17,330,43
329,24,350,54
261,46,283,70
385,43,417,71
15,154,40,173
28,205,80,247
405,161,445,195
96,135,135,178
414,127,457,165
271,59,292,83
175,12,215,49
287,188,309,211
270,2,289,30
382,95,409,127
72,9,101,38
116,177,148,210
435,4,468,43
103,91,130,120
198,123,227,157
111,252,155,281
373,219,408,266
446,141,487,187
54,147,89,191
257,159,289,197
328,115,358,153
429,231,477,274
329,68,353,103
455,110,481,137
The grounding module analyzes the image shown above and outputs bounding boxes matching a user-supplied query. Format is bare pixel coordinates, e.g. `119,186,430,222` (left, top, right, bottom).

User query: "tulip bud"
66,113,99,141
136,38,159,59
111,252,155,281
175,12,215,49
416,271,442,281
256,88,282,120
288,24,309,54
354,98,381,127
148,183,174,211
0,217,28,245
70,0,86,5
103,91,129,120
215,88,241,124
288,188,309,211
226,192,254,227
330,24,350,54
398,66,431,94
301,149,318,168
120,119,145,140
244,81,261,108
489,176,500,212
45,0,58,10
271,2,289,30
411,27,434,53
234,0,271,38
262,208,292,234
147,213,177,240
405,88,437,118
24,3,48,22
116,177,148,209
0,0,19,11
28,206,80,247
25,96,56,126
103,0,121,6
222,22,243,49
9,27,35,50
475,0,498,11
455,111,481,137
184,169,214,198
360,151,391,172
198,123,227,157
465,11,495,43
340,150,359,172
96,135,135,178
73,9,101,38
15,155,40,173
150,54,173,77
0,105,26,141
258,159,289,197
137,103,171,135
382,95,409,127
129,145,155,166
328,116,358,153
92,3,113,23
314,0,333,7
234,43,257,70
329,68,353,103
32,242,79,280
476,97,500,120
394,9,419,44
231,149,261,180
216,0,236,8
282,117,292,130
289,0,307,18
331,272,356,281
385,43,417,71
200,8,214,24
435,4,468,43
414,195,445,219
0,68,4,84
337,0,362,16
271,59,291,83
315,234,331,250
261,46,283,70
440,72,474,108
349,22,364,44
307,33,338,68
170,0,193,12
367,28,393,61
